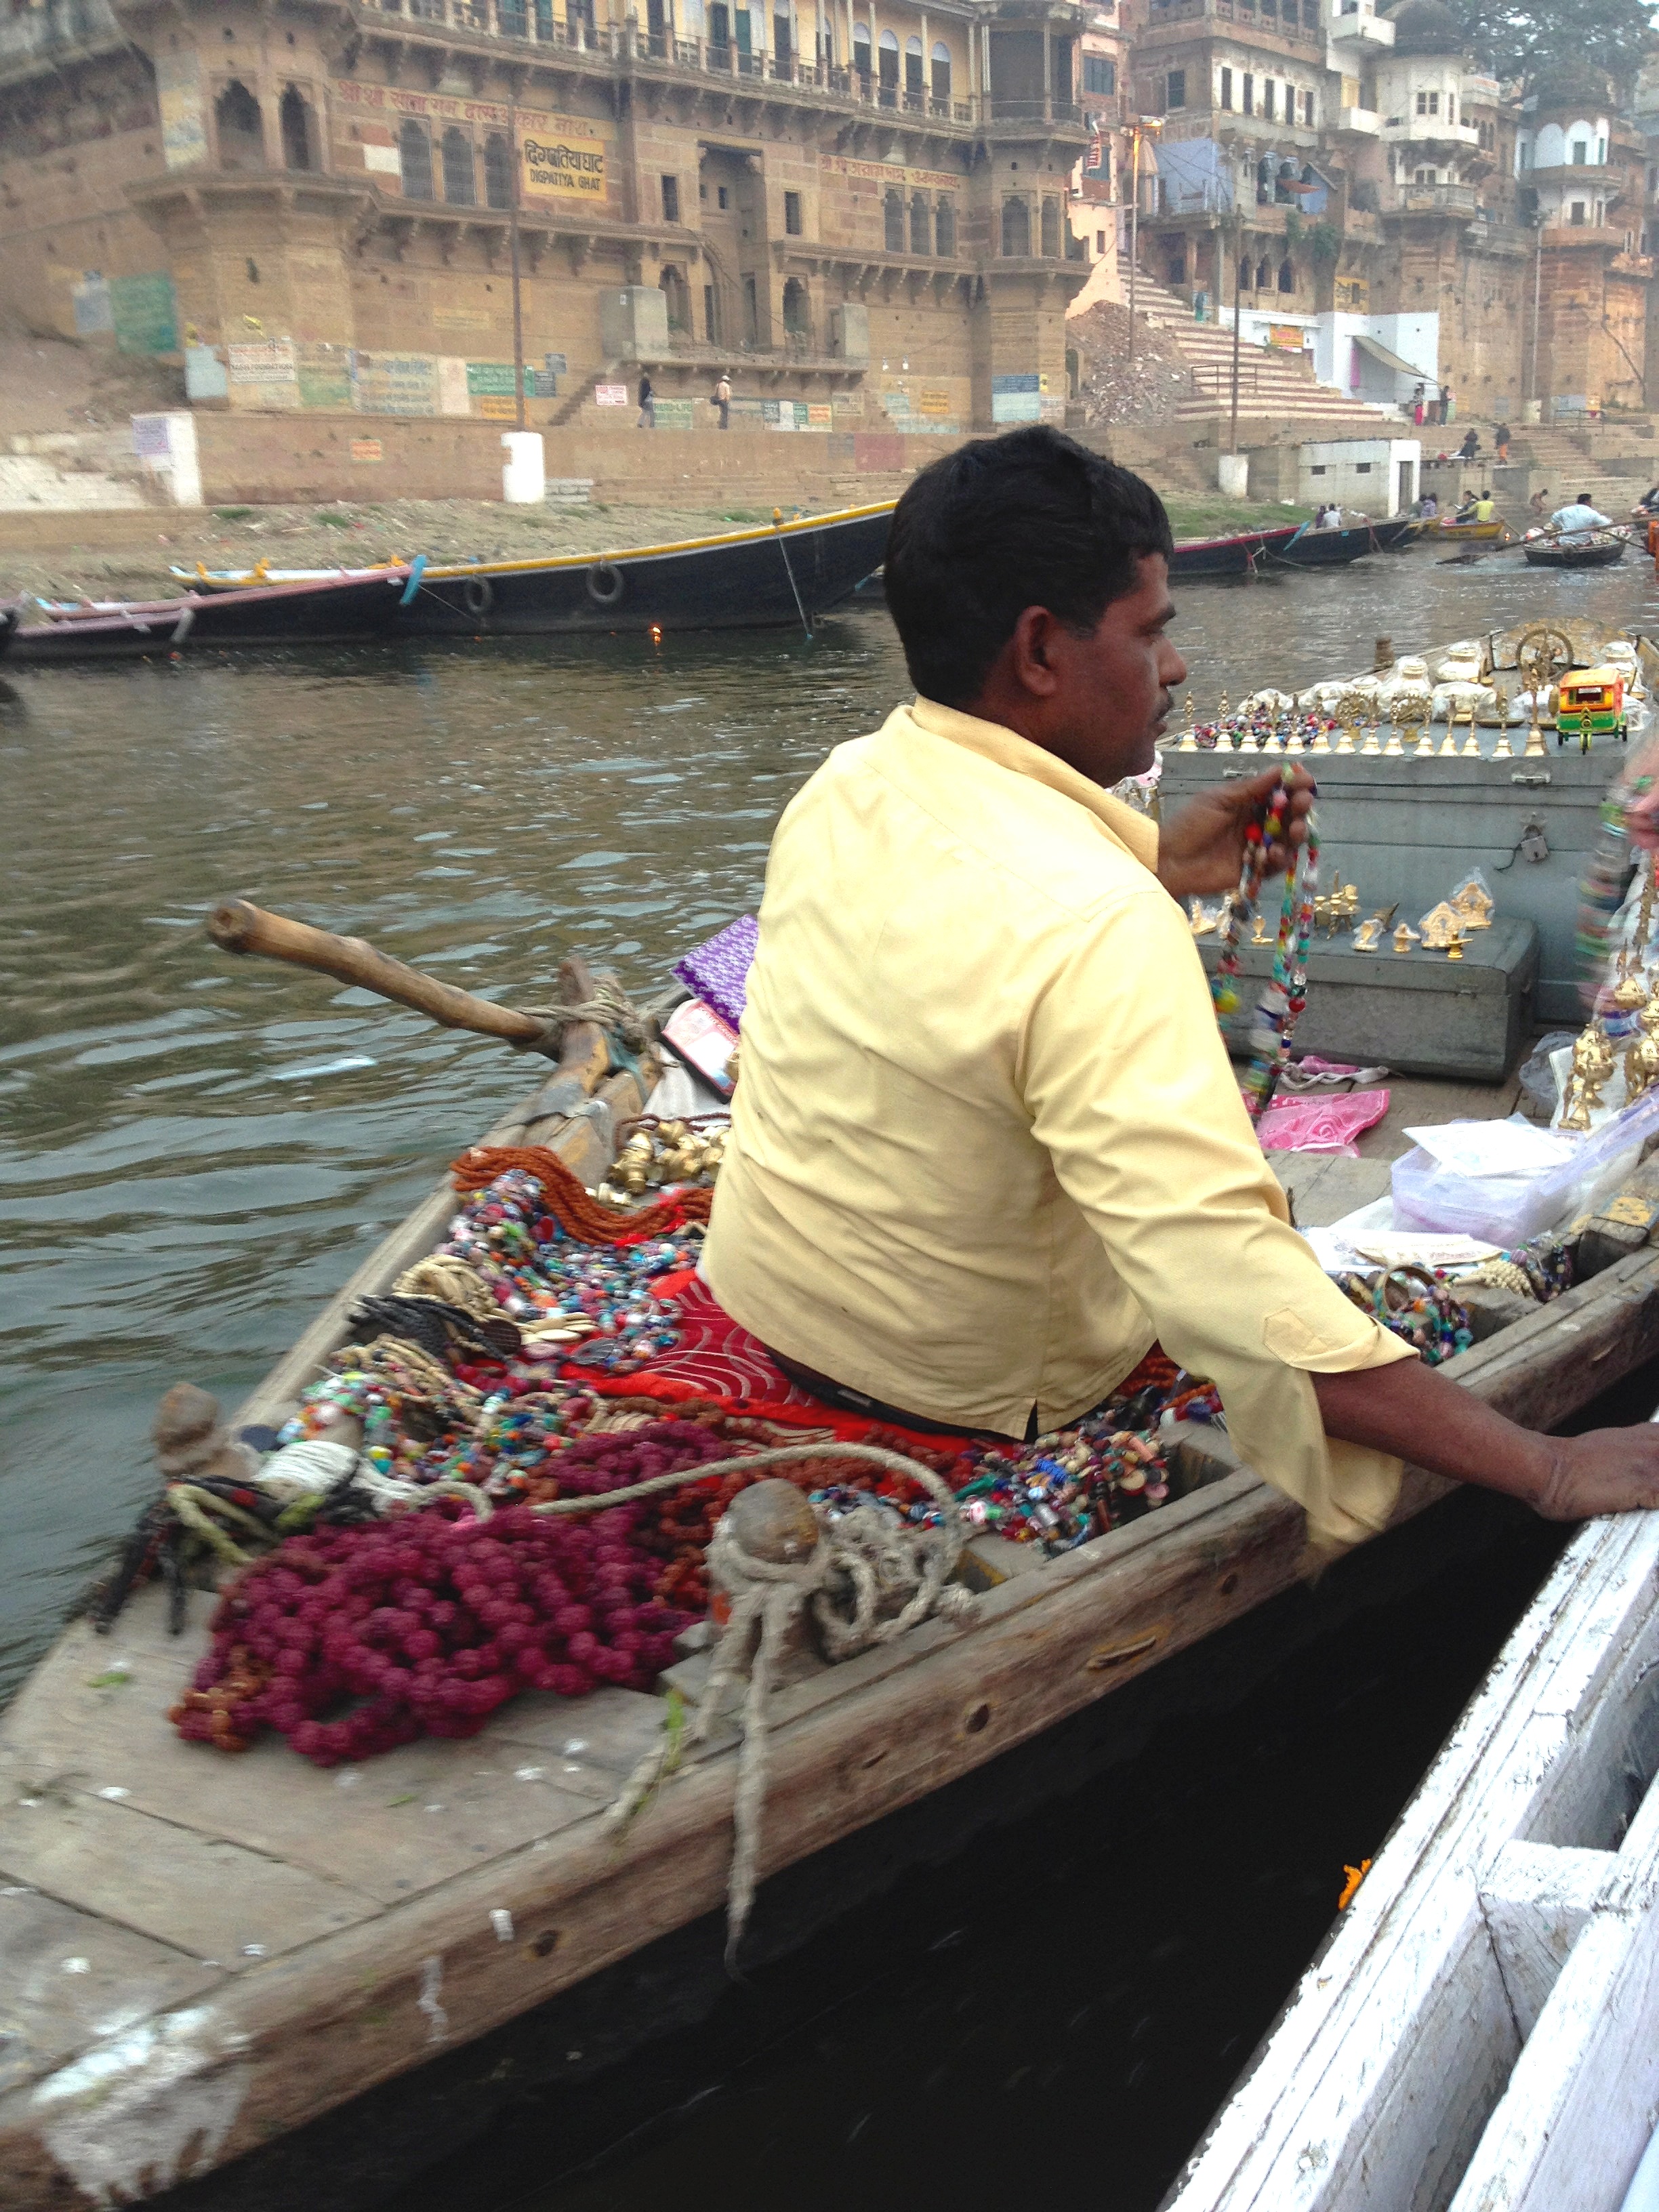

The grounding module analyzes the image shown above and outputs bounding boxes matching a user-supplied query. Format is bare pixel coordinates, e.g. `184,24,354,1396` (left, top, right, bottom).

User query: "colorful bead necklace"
1210,776,1320,1118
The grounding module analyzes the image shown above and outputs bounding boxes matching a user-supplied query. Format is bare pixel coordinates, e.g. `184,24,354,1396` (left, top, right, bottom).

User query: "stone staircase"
1130,272,1406,433
0,430,157,512
1504,419,1659,517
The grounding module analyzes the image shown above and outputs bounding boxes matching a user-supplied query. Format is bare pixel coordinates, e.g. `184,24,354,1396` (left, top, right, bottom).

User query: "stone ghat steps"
0,445,150,514
1126,271,1403,428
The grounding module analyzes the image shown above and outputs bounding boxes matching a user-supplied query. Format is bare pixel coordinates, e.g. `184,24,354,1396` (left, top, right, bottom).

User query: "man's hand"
1311,1359,1659,1521
1155,764,1317,902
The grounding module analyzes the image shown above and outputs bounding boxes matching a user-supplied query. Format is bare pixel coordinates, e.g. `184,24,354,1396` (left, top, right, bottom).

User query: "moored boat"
1168,523,1303,578
1263,516,1420,567
3,991,1658,2207
0,505,895,663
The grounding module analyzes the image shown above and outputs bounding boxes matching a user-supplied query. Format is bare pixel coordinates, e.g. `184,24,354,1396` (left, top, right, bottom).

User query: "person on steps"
637,373,655,430
702,426,1659,1555
712,373,732,430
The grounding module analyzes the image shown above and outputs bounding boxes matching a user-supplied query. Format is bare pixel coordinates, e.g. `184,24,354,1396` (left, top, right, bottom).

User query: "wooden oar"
207,899,606,1085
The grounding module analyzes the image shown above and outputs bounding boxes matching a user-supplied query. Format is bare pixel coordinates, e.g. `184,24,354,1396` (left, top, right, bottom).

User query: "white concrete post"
501,430,546,502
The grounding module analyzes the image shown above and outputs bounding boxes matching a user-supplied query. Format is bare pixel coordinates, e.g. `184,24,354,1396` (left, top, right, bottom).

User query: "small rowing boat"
0,506,894,663
5,926,1659,2205
1522,534,1628,570
1166,517,1416,580
1425,515,1513,544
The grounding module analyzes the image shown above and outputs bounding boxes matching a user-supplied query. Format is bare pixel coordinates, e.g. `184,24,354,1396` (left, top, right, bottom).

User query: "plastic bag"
1517,1032,1579,1121
1392,1087,1659,1243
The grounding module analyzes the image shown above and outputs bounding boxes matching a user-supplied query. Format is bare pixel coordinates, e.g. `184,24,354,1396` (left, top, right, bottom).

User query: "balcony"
1380,115,1481,148
1382,180,1479,214
1336,105,1379,134
1143,0,1324,43
1326,7,1393,45
358,1,985,121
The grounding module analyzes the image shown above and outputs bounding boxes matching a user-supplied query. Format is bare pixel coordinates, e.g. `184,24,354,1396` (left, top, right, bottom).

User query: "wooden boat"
0,506,894,663
1522,534,1628,569
1262,516,1419,568
1168,1456,1659,2212
1168,523,1303,578
0,571,417,664
5,1019,1659,2207
1425,514,1512,544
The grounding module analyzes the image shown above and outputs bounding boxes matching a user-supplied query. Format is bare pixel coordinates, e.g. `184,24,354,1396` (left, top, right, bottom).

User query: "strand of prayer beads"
1210,775,1320,1120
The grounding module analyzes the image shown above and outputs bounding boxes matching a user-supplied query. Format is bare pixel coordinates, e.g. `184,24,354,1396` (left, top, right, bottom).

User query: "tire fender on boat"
462,575,494,617
586,560,625,608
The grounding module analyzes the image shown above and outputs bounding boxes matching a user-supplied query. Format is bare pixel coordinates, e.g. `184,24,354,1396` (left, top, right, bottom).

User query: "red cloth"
565,1282,1185,1451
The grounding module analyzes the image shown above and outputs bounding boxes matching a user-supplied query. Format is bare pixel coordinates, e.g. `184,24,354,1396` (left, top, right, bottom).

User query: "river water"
3,542,1657,2206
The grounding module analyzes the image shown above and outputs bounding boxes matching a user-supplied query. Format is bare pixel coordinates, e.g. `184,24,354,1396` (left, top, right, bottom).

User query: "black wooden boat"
1521,534,1627,570
0,505,895,663
1265,516,1419,567
0,570,417,664
1168,523,1303,579
401,502,891,638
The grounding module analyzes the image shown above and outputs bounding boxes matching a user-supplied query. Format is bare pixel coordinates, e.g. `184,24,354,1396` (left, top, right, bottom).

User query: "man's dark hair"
882,426,1174,708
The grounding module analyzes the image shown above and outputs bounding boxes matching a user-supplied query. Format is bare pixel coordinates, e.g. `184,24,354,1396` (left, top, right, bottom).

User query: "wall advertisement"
335,78,612,207
156,51,207,171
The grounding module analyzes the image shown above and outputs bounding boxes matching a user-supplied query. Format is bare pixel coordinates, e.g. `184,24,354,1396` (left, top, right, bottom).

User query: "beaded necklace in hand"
1208,775,1319,1119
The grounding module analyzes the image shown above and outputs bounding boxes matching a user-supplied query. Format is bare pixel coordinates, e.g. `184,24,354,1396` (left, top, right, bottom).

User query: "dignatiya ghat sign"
520,126,607,201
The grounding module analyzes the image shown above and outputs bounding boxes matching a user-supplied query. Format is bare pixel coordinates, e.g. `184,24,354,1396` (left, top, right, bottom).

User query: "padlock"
1520,821,1550,863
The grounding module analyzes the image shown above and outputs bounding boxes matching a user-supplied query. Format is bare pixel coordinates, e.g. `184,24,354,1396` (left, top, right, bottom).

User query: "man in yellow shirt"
703,426,1659,1552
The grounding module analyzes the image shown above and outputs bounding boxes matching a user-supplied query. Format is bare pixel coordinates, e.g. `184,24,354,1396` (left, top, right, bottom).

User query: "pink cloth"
1256,1088,1391,1157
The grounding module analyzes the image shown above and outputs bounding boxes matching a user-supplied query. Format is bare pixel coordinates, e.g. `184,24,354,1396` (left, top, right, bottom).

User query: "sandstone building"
0,0,1094,440
1123,0,1656,422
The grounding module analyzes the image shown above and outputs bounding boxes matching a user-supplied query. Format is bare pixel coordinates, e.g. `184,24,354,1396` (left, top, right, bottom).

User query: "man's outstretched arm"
1312,1359,1659,1521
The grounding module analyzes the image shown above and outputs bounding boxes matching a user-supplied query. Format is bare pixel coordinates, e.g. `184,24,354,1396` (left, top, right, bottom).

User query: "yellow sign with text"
520,124,607,203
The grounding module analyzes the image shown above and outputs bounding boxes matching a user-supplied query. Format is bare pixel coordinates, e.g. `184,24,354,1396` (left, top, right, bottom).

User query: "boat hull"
398,505,890,637
1427,517,1509,542
1167,525,1303,579
1521,539,1626,569
1,506,894,662
1265,517,1420,566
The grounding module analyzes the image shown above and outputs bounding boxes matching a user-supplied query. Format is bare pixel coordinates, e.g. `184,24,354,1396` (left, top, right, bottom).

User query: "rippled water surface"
4,548,1655,1692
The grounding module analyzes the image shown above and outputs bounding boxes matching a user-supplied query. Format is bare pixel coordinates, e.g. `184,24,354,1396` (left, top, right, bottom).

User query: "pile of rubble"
1069,301,1196,429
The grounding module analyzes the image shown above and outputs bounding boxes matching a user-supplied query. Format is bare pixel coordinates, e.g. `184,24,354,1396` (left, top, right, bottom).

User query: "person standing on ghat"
702,427,1659,1555
712,372,732,430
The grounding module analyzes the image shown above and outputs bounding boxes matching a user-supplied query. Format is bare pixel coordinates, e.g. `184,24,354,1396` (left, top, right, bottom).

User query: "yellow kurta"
703,698,1415,1551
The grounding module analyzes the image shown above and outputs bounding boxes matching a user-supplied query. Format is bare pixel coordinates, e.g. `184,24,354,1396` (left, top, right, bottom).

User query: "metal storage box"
1160,746,1611,1022
1195,915,1539,1082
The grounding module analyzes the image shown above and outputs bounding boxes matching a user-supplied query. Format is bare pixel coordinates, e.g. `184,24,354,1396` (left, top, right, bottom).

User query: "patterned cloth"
672,916,759,1029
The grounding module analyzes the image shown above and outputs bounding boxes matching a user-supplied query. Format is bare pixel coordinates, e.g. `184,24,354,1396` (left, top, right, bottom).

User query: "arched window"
1277,255,1294,292
1256,254,1271,289
781,276,809,335
904,33,923,99
853,20,870,77
484,132,512,209
884,187,905,251
279,85,312,171
443,125,475,206
910,190,930,252
399,119,433,199
1002,196,1030,255
1041,197,1061,256
660,264,690,330
878,25,899,103
935,194,956,255
215,79,264,170
930,40,951,102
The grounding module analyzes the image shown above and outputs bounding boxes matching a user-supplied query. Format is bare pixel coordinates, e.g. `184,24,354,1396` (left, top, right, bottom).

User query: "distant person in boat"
703,425,1659,1551
1551,492,1612,538
1636,483,1659,515
1416,490,1439,518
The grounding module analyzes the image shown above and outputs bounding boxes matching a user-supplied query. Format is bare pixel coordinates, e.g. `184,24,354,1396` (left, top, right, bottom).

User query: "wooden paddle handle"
208,897,550,1048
